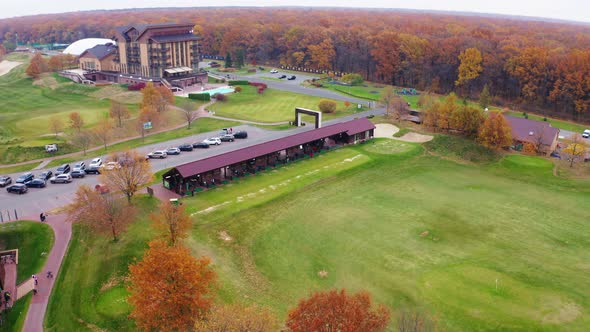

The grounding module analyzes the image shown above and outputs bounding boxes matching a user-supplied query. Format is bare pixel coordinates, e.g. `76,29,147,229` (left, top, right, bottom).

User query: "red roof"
174,118,375,178
505,116,560,146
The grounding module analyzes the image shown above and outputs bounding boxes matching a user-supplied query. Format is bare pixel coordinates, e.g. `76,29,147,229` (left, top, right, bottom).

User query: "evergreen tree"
479,84,491,109
224,53,233,68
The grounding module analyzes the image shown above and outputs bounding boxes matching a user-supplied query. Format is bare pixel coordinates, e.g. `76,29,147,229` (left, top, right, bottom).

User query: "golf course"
44,135,590,331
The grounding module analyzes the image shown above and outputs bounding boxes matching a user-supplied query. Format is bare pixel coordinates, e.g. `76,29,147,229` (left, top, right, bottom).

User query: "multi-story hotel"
76,23,206,88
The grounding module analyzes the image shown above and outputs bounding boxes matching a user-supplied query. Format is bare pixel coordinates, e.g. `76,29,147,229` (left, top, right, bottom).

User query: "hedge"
249,82,268,89
188,93,211,101
128,82,146,91
228,80,249,86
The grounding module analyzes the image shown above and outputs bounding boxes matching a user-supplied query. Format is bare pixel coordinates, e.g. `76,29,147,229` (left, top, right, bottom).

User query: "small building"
78,43,117,72
505,116,560,155
162,118,375,195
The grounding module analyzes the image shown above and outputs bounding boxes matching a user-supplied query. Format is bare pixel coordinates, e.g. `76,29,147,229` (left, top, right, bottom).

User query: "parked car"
0,176,12,187
50,173,72,184
278,75,287,79
89,157,102,167
73,161,86,171
15,172,34,184
95,183,110,194
203,138,221,145
220,134,235,142
104,161,121,171
39,170,53,180
45,144,58,153
86,158,103,174
55,164,71,175
270,69,278,74
178,144,194,151
71,169,86,178
288,75,296,80
6,183,28,194
147,150,168,159
192,142,210,149
166,147,181,155
583,129,590,138
26,178,46,188
233,131,248,139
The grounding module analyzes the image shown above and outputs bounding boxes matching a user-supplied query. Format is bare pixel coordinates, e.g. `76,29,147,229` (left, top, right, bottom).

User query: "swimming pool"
203,86,235,95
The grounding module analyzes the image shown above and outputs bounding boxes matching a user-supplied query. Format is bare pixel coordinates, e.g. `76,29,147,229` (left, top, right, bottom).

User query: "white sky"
1,0,589,23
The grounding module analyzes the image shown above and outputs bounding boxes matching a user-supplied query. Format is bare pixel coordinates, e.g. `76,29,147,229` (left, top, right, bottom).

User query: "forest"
1,8,590,122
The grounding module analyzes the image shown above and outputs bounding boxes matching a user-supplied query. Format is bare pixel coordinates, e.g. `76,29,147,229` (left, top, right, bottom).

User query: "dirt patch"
100,275,124,293
218,231,233,242
0,60,22,76
394,132,434,143
374,123,400,138
318,270,329,278
541,300,581,324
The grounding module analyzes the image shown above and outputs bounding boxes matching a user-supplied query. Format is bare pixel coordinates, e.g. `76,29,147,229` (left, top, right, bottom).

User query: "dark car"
192,142,210,149
16,172,34,184
39,170,53,180
0,176,12,187
71,169,86,178
55,164,71,175
178,144,193,152
6,183,28,194
288,75,296,80
26,178,46,188
233,131,248,139
278,75,287,79
220,134,235,142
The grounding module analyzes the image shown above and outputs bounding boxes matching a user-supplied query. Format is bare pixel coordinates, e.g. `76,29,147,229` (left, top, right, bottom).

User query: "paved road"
0,109,384,216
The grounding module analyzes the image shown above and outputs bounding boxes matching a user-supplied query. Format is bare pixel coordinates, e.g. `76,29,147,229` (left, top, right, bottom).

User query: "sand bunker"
394,132,434,143
374,123,400,138
0,60,22,76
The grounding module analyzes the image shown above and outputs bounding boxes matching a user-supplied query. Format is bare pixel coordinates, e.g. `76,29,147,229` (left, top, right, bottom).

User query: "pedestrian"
46,271,53,278
33,287,38,295
39,212,44,222
32,274,38,285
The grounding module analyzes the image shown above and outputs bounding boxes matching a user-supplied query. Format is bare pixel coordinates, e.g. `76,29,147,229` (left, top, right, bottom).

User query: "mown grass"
0,221,54,284
207,85,360,123
0,162,42,174
45,196,158,332
505,111,588,133
0,293,31,332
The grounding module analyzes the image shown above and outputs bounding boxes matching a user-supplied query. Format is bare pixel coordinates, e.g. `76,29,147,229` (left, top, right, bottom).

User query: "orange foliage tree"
109,100,130,127
194,304,278,332
128,239,216,332
286,289,390,332
68,111,84,133
478,112,513,150
151,201,192,246
66,184,136,241
25,52,47,78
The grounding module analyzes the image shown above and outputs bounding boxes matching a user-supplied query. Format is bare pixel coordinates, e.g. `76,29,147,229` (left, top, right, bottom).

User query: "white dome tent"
63,38,116,56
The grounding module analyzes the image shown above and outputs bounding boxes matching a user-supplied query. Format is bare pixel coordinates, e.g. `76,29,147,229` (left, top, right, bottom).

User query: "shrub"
228,80,249,86
247,68,256,73
318,99,337,113
188,93,211,101
257,87,264,94
214,93,228,102
128,83,146,91
249,82,268,89
344,101,351,108
234,86,242,93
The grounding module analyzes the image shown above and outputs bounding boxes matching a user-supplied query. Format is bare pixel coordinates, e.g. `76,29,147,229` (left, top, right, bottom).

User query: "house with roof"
505,116,560,155
78,43,117,72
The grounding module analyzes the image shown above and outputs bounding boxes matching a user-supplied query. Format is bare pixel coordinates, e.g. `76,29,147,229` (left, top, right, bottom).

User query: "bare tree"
49,116,64,138
70,130,92,155
100,150,154,203
380,86,397,117
178,100,199,129
109,100,130,127
392,97,411,123
93,119,113,151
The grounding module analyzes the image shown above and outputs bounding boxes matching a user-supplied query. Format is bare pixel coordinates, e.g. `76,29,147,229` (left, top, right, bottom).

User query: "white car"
73,161,86,171
202,138,221,145
50,173,72,184
90,157,102,167
269,69,278,74
583,129,590,138
147,150,168,159
104,161,121,170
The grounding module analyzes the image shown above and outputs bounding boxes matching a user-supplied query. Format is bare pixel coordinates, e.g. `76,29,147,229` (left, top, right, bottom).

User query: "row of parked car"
269,69,297,80
146,131,248,159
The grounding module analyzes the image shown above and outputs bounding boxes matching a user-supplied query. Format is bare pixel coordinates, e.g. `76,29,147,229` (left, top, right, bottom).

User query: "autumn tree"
26,53,47,78
68,111,84,133
436,93,458,132
194,304,278,332
109,100,130,127
151,201,192,246
478,113,513,150
49,116,64,138
178,100,199,129
456,47,483,90
128,239,216,332
70,129,92,155
140,82,161,113
307,38,335,70
479,84,491,110
341,73,364,86
286,289,390,332
155,85,175,113
423,102,441,131
66,185,136,242
450,106,484,137
318,99,337,113
371,30,400,85
391,97,410,123
562,134,588,167
93,118,112,150
380,86,397,117
100,150,153,203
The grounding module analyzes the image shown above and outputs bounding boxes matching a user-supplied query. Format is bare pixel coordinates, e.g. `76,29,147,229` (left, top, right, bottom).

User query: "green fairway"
0,221,54,284
44,196,158,331
207,85,363,123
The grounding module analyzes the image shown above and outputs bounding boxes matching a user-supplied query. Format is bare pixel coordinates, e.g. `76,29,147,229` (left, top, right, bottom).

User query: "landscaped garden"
44,134,590,331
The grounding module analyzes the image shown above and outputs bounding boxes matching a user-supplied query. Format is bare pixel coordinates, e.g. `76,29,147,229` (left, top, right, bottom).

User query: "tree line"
2,8,590,121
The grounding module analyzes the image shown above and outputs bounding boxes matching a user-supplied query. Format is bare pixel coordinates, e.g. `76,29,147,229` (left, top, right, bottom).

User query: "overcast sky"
1,0,589,23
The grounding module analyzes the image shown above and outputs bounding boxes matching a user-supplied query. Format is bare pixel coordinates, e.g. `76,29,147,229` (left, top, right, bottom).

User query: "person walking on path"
32,274,38,285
